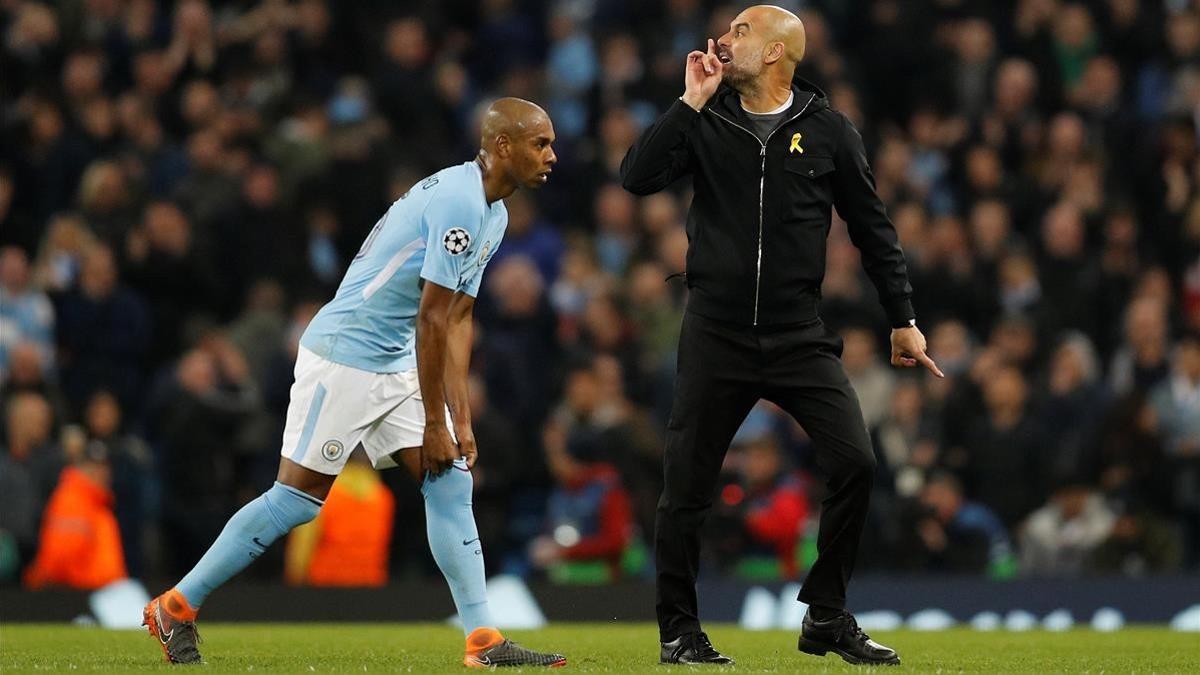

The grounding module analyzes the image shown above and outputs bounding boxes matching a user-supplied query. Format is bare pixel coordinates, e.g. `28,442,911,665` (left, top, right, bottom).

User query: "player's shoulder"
425,162,487,218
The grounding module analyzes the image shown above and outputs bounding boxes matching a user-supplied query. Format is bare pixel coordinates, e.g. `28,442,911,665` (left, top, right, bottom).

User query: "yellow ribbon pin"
789,133,804,154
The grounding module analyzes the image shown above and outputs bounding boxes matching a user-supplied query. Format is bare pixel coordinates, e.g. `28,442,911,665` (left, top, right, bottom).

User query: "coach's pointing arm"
620,40,723,194
832,113,943,378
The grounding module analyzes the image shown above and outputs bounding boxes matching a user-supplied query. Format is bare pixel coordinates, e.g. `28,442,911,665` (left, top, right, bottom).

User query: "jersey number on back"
355,214,386,260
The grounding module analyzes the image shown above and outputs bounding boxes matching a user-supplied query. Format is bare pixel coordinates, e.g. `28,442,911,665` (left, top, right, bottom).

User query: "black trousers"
656,311,876,640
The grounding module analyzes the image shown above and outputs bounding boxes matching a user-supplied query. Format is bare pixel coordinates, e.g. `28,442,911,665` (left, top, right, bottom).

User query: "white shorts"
280,347,453,475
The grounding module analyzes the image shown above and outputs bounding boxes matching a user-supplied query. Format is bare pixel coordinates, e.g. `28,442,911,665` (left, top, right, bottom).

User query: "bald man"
144,98,565,668
623,5,938,666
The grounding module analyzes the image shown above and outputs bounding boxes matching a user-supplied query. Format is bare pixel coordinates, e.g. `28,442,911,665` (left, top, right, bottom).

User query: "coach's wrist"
680,92,706,112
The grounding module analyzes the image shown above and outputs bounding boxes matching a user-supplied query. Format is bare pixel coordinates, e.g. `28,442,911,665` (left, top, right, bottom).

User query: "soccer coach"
621,5,942,667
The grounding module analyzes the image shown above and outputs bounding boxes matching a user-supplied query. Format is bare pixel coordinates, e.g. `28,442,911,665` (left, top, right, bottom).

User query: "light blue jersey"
301,161,508,373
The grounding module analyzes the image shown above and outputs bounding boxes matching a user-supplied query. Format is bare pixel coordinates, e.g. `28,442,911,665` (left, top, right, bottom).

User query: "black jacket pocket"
783,156,836,219
785,155,836,179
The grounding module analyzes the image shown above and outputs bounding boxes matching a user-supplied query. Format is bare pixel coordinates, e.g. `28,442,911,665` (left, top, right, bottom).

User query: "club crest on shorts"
443,228,471,255
321,440,344,461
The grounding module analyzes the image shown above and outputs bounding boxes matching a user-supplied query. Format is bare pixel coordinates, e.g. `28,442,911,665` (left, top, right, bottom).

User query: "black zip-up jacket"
620,76,915,327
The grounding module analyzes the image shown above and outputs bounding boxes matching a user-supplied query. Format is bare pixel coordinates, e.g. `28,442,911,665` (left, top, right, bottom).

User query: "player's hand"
682,38,723,111
422,423,460,476
890,325,944,378
455,421,478,469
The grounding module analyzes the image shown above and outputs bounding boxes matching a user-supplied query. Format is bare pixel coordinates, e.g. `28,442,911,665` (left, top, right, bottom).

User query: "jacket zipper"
706,94,813,326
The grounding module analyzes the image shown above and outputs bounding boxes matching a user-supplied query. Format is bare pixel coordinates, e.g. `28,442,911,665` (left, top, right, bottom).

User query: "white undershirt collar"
742,90,794,116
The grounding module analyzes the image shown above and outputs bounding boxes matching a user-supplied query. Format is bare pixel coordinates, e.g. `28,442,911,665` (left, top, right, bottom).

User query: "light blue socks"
176,465,492,634
423,458,494,634
177,482,323,608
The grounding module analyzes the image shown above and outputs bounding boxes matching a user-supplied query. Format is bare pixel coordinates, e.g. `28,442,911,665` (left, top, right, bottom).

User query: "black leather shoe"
660,632,735,665
799,610,900,665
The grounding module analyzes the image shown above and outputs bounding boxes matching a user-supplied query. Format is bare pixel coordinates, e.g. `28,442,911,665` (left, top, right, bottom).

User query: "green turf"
1,623,1197,673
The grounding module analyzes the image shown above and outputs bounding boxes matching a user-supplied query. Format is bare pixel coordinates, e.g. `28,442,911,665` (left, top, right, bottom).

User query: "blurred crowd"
1,0,1199,589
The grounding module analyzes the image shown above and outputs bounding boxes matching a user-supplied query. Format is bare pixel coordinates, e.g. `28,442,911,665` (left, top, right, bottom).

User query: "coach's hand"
891,325,945,378
455,421,478,469
422,422,460,476
682,38,723,111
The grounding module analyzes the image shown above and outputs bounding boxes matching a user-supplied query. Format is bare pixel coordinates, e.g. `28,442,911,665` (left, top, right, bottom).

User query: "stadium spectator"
0,401,44,580
30,213,96,294
123,200,222,365
479,256,560,447
736,434,810,579
532,362,635,581
1020,481,1117,576
841,326,896,431
1087,506,1184,576
1149,332,1200,457
0,246,55,377
1109,297,1172,395
145,338,261,575
4,393,64,531
83,389,151,578
872,379,939,500
55,243,151,412
898,471,1013,575
1034,333,1109,497
1149,332,1200,563
959,366,1044,526
23,440,126,590
0,342,70,440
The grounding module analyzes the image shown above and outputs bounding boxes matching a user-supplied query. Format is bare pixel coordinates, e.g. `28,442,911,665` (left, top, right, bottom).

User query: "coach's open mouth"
718,52,732,63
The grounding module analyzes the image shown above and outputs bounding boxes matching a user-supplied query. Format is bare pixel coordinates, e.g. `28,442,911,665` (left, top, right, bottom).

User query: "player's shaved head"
479,97,550,149
475,97,556,199
744,4,806,64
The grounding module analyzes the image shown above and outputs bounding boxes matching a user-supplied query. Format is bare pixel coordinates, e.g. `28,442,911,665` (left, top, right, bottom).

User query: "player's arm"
444,292,478,468
416,280,460,476
416,182,486,476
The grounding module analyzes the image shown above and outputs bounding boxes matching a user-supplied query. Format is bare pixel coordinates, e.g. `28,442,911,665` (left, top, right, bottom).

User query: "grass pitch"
1,623,1196,673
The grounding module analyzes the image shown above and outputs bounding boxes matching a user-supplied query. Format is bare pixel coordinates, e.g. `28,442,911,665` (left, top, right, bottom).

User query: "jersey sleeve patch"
443,228,471,255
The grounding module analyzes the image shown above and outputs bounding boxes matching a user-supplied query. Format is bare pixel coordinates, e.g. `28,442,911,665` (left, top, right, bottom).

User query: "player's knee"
421,458,473,503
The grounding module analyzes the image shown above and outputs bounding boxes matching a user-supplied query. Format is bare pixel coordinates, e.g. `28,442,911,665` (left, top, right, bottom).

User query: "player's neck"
739,76,793,114
475,153,515,204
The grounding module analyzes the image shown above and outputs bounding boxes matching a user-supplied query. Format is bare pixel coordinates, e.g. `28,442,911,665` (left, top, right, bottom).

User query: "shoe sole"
464,656,568,668
799,637,900,666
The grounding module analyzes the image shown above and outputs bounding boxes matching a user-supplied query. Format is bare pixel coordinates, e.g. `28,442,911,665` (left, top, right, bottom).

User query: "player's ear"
495,133,512,159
